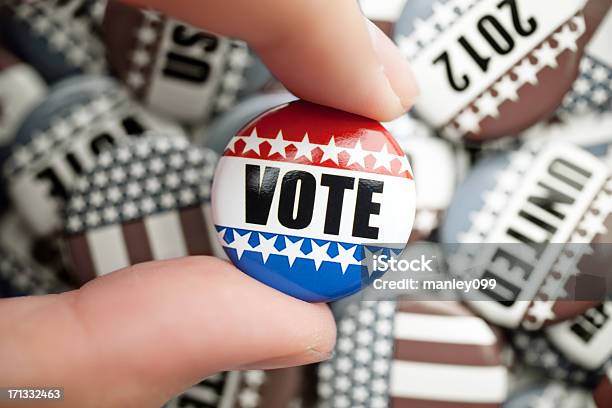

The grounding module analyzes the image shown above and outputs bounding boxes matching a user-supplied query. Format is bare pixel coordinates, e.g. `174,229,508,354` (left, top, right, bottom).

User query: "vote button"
211,101,416,302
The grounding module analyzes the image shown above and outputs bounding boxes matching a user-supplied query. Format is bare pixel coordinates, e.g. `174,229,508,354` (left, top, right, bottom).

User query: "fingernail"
366,19,419,111
236,348,335,371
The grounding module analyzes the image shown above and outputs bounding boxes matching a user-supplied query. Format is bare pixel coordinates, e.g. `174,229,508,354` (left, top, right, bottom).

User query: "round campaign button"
0,46,47,168
0,0,107,83
211,100,416,302
103,0,271,125
393,0,603,142
63,135,220,284
3,75,184,237
318,300,508,407
442,141,612,330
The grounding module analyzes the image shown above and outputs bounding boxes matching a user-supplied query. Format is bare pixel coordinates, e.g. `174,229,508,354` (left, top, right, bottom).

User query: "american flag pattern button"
62,135,221,284
561,6,612,115
443,142,612,330
102,1,271,125
0,0,108,83
3,75,184,236
318,300,508,407
212,101,416,302
393,0,596,142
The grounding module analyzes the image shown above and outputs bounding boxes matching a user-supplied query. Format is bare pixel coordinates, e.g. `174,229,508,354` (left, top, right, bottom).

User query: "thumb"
0,257,336,407
121,0,418,122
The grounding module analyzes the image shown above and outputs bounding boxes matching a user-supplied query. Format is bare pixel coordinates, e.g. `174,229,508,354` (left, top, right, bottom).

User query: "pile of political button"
2,75,183,236
442,141,612,330
384,114,468,241
102,0,271,125
0,0,107,83
0,0,609,405
212,100,416,302
318,300,509,407
165,368,308,408
62,135,220,284
393,0,603,142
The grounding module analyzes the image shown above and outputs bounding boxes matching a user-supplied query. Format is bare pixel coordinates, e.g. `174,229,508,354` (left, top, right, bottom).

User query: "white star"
514,60,539,85
86,211,101,227
432,1,456,27
346,139,370,168
127,72,145,89
161,192,175,208
396,155,412,175
534,44,558,69
266,130,291,158
122,202,138,218
320,136,344,165
242,128,262,155
230,231,252,260
495,76,520,101
103,206,119,222
217,228,227,245
593,88,609,104
131,49,150,67
224,136,241,153
67,216,82,232
310,241,331,271
282,237,304,267
137,26,157,45
456,109,480,133
475,92,500,118
527,301,556,325
140,197,156,213
334,244,358,274
397,35,419,59
292,133,314,161
592,65,609,82
553,24,579,52
257,233,279,263
413,18,437,44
